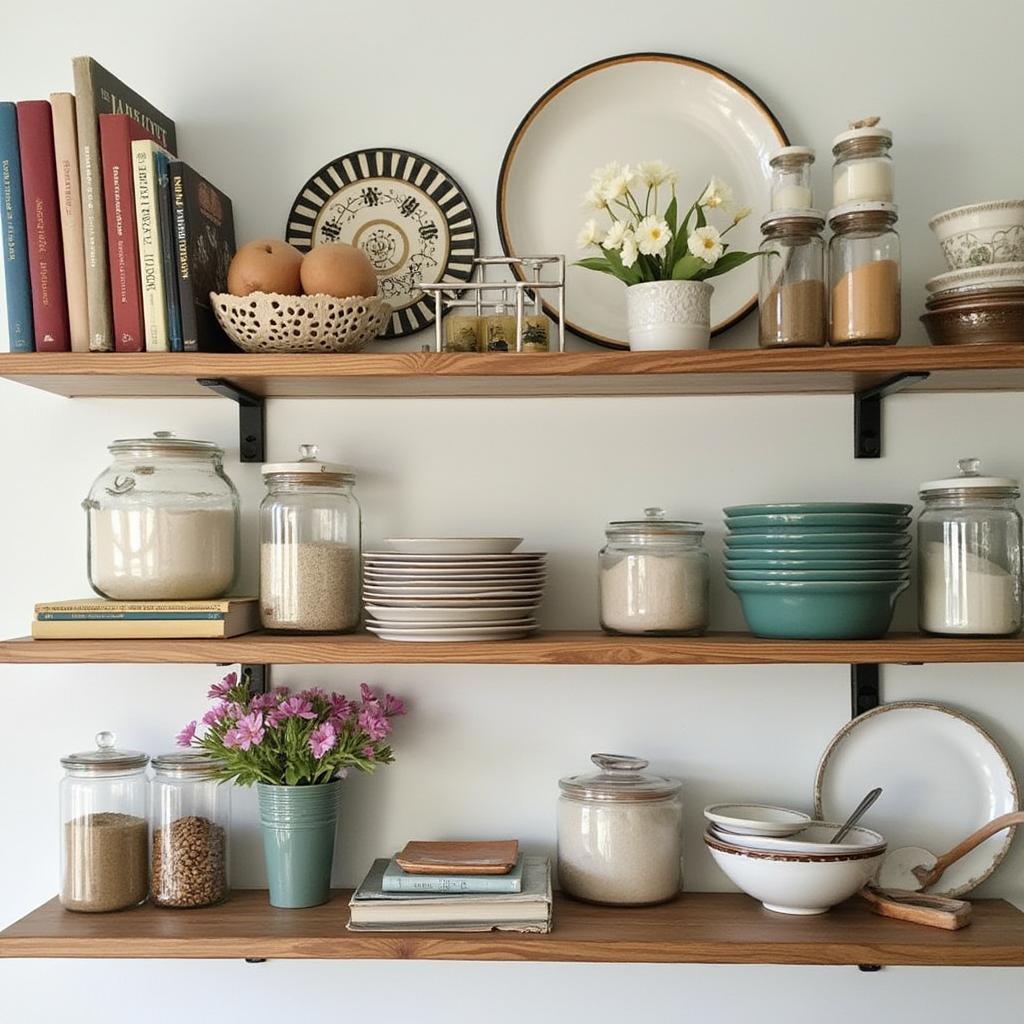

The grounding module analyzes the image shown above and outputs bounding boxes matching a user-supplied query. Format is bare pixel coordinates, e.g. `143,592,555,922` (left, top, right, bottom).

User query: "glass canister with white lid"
598,507,709,635
918,458,1023,636
60,732,150,912
768,145,816,210
259,444,361,633
82,431,240,600
557,753,683,906
150,751,230,909
831,122,894,206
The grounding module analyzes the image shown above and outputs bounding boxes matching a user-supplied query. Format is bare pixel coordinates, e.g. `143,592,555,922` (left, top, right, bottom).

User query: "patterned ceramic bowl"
929,200,1024,270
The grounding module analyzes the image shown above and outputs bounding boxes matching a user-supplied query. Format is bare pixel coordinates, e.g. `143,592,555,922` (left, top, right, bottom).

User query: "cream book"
31,597,259,638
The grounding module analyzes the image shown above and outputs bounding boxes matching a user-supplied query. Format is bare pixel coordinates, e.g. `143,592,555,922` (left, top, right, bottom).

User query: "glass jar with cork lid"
259,444,361,633
758,208,827,348
831,121,894,206
768,145,816,210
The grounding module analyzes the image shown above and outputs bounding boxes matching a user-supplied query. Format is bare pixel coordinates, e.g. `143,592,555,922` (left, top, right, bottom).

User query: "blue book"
381,853,525,893
0,101,35,351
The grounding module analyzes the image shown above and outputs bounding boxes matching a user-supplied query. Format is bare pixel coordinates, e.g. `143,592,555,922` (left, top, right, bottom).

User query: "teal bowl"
724,567,911,582
724,513,912,531
724,531,911,549
726,578,910,639
723,502,913,518
722,545,912,562
722,556,910,571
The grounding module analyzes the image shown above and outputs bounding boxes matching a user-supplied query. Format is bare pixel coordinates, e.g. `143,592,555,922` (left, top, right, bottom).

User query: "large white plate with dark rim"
497,52,787,349
366,623,537,642
383,538,524,555
285,148,479,339
813,701,1019,896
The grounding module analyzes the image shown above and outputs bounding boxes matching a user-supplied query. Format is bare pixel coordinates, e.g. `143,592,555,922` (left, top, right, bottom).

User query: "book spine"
72,55,179,352
154,150,182,350
33,599,250,613
48,92,90,352
36,612,227,620
381,874,523,894
0,102,34,351
132,139,168,351
169,161,196,351
99,115,144,352
15,100,70,352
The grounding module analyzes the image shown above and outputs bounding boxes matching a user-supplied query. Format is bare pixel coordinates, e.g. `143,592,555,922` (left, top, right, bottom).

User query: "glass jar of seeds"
259,444,362,633
150,751,230,908
59,732,150,912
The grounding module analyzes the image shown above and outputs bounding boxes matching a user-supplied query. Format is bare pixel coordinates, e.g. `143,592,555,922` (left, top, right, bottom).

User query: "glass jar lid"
60,731,149,772
769,145,816,168
831,125,893,151
828,201,898,227
261,443,355,480
107,431,224,458
559,753,681,802
605,507,704,540
920,457,1021,496
760,209,825,233
151,750,223,778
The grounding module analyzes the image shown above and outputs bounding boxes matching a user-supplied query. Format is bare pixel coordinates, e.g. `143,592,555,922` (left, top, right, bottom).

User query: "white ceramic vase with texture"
625,279,714,350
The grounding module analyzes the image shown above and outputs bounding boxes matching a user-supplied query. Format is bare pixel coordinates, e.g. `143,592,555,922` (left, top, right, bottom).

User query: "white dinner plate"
363,585,544,599
703,803,812,836
366,617,537,631
813,701,1019,896
364,604,538,623
384,538,524,555
366,623,538,642
497,52,787,348
364,566,547,580
364,552,546,567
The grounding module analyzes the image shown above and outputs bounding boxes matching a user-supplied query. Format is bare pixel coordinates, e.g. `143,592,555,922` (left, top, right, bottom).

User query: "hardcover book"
15,99,70,351
72,55,177,351
99,114,164,352
0,101,34,351
168,159,236,352
382,853,525,893
131,137,173,351
31,597,260,639
47,92,90,351
153,150,183,350
347,856,552,932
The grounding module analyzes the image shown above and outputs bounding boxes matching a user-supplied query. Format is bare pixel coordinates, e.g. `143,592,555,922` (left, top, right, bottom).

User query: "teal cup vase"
256,780,342,908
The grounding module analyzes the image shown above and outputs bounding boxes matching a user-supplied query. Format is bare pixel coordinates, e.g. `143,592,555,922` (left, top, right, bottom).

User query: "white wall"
2,1,1024,1021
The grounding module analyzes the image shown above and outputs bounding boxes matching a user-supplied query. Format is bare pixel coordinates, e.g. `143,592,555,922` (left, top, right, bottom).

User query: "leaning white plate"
497,52,786,348
384,538,524,555
703,802,812,836
814,701,1019,896
366,623,537,642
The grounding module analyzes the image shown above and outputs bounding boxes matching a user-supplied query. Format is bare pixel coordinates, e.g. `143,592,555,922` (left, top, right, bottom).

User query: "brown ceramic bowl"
920,296,1024,345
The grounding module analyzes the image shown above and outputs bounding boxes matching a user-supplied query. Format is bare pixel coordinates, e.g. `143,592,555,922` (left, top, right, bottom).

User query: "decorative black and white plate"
286,148,479,339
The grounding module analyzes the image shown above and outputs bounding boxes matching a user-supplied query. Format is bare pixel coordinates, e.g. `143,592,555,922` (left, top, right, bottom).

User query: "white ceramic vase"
625,279,714,350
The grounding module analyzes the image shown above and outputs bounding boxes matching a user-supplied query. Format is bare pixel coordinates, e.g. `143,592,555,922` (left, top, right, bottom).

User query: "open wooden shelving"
2,890,1022,967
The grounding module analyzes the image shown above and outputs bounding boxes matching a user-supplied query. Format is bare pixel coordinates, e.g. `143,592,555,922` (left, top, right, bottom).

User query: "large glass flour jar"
918,458,1023,636
599,508,709,635
557,753,683,906
83,432,240,600
259,445,361,633
60,732,150,913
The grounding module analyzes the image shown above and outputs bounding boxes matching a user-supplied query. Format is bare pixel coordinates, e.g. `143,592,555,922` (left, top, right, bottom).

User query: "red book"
99,113,164,352
15,99,70,351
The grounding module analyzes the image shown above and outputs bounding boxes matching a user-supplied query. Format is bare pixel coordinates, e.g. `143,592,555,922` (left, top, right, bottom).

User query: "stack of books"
347,840,552,933
31,597,260,639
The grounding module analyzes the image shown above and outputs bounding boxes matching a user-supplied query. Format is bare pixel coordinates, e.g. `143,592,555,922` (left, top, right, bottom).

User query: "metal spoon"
831,786,882,844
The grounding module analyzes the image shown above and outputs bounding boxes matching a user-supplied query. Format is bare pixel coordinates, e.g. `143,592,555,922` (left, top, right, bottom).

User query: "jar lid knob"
95,731,115,750
957,457,981,478
591,752,649,773
643,507,667,521
298,444,320,462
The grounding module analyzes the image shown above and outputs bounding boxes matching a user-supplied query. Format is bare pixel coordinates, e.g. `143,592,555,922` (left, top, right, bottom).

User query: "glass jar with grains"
60,732,150,912
82,432,240,600
758,208,827,348
259,444,362,633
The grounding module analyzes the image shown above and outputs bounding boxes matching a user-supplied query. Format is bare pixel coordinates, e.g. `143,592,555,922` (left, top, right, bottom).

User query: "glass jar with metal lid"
828,201,901,346
917,457,1023,636
82,431,240,600
831,124,894,206
150,751,230,909
758,209,827,348
769,145,816,210
598,507,709,635
557,753,683,905
259,444,361,633
59,732,150,912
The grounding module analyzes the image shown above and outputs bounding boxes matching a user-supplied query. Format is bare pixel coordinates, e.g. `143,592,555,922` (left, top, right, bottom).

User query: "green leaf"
701,249,768,279
670,253,709,280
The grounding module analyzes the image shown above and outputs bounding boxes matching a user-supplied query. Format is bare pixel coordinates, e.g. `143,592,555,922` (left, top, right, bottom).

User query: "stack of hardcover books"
347,840,552,933
31,597,260,639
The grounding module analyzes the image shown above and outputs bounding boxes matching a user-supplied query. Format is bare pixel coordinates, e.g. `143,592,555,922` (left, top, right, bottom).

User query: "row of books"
30,597,260,638
1,55,236,354
347,841,553,932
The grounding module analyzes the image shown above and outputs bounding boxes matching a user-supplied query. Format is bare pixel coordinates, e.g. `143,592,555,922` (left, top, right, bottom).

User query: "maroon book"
15,99,70,351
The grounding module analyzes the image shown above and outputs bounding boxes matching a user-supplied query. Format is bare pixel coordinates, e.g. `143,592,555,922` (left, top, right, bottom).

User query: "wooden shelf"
2,890,1021,966
3,345,1024,400
3,630,1024,666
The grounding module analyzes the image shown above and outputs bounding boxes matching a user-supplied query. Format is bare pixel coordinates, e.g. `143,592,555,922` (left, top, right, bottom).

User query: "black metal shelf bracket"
854,372,930,459
196,378,265,463
851,663,881,719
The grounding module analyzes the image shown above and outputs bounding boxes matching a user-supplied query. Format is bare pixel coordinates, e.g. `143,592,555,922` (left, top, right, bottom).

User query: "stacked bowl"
723,502,913,639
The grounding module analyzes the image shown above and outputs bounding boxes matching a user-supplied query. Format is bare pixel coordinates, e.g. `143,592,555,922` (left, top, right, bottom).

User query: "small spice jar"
758,209,827,348
599,508,709,635
831,124,894,206
557,753,683,906
82,432,240,600
769,145,816,210
483,294,516,352
59,732,150,912
150,752,230,908
444,313,481,352
828,202,901,346
259,444,361,633
917,458,1023,637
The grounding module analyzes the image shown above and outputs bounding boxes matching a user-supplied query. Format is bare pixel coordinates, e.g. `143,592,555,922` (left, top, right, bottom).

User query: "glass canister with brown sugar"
828,201,901,346
758,209,827,348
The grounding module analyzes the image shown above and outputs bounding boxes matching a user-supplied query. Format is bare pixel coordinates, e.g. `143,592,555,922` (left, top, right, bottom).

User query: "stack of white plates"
362,538,546,641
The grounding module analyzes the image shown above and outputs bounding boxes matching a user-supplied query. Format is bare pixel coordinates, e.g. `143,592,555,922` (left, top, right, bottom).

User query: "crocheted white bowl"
210,291,391,353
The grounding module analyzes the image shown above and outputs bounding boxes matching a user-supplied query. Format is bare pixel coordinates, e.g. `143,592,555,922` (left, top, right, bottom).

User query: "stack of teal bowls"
723,502,913,639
